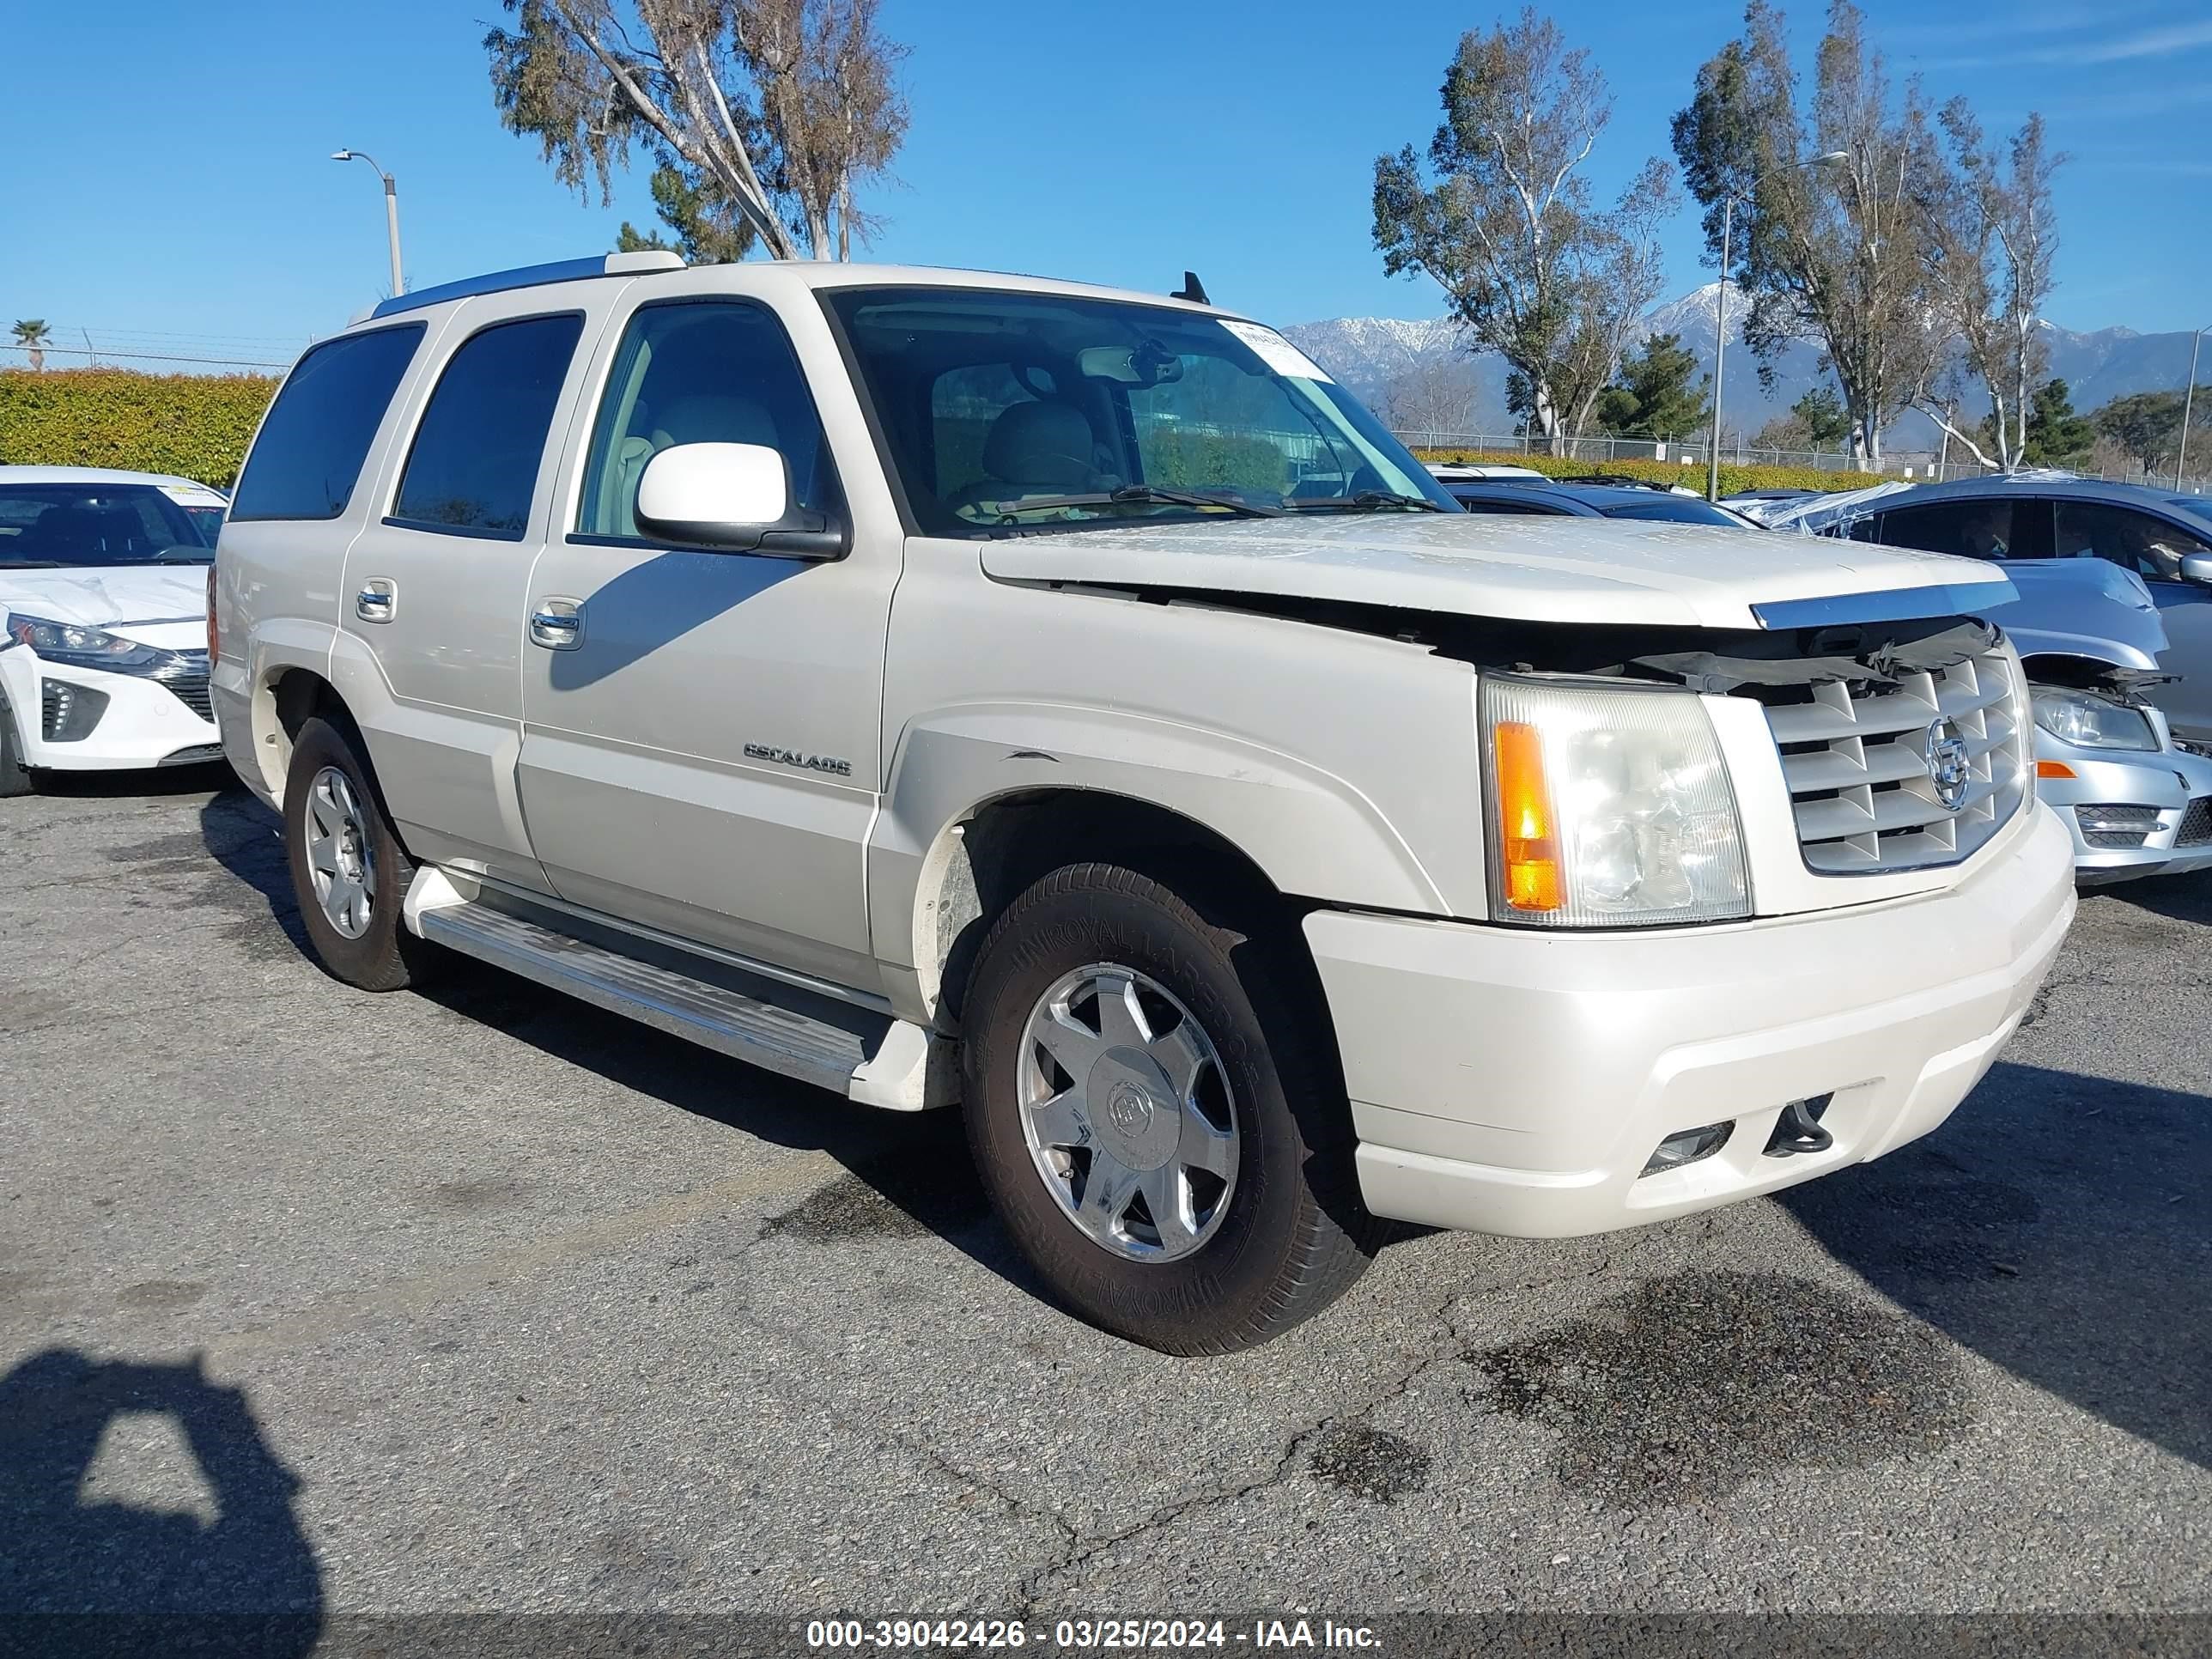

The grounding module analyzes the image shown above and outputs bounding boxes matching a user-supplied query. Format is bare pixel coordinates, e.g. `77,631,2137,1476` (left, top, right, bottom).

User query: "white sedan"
0,466,228,794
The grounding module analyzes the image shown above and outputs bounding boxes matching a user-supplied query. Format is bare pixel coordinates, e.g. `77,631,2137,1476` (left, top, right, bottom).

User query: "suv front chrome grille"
1762,649,2028,873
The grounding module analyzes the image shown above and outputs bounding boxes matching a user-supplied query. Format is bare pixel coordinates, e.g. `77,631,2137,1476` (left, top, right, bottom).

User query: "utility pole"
2177,325,2209,490
332,149,404,297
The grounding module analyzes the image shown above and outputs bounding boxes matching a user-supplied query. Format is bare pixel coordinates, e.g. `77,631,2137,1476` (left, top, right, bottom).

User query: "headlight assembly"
1482,675,1750,927
2031,687,2159,752
3,612,166,674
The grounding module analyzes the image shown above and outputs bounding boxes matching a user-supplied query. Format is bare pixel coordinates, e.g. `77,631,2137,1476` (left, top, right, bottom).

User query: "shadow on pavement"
2104,866,2212,926
0,1349,322,1656
194,791,1043,1304
25,761,236,799
1783,1060,2210,1473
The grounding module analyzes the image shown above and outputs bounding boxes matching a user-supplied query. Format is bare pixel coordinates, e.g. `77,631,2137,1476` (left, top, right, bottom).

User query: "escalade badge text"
744,743,853,778
1923,717,1971,811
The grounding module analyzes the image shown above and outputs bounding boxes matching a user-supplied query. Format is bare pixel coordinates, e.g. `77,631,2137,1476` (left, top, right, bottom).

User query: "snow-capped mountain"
1281,283,2205,448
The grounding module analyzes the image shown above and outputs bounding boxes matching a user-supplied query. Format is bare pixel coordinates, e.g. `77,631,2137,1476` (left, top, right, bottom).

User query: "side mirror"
2181,553,2212,586
630,439,842,557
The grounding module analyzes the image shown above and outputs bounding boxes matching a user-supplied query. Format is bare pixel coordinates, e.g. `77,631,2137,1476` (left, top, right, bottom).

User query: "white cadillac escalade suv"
210,253,2075,1352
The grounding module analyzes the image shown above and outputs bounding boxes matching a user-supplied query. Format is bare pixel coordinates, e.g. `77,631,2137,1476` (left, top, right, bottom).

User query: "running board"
404,871,948,1108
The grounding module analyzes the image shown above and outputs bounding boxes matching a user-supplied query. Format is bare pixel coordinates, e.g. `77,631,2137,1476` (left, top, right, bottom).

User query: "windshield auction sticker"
1218,319,1334,383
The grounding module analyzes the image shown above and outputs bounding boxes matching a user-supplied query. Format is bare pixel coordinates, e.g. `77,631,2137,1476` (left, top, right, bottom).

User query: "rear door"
514,289,896,990
333,293,605,892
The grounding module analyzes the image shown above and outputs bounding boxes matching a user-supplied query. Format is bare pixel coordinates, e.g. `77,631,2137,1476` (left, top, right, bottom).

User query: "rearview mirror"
635,442,791,550
2181,553,2212,586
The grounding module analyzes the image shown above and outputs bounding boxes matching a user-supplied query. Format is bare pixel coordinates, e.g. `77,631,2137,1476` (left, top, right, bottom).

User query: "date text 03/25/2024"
805,1618,1382,1650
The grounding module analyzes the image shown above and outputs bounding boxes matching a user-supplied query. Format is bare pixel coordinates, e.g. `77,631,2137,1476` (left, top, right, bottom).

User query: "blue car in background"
1830,476,2212,746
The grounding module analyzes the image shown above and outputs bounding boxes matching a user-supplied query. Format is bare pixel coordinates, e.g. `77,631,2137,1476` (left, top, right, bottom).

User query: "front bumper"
0,647,222,772
1305,803,2076,1238
2035,740,2212,885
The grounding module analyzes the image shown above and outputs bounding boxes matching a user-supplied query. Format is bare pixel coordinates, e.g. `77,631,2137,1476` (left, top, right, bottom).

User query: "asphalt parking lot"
2,769,2207,1648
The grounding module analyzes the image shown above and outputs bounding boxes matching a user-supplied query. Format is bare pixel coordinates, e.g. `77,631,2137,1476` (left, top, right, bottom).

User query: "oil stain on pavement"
1465,1269,1970,1510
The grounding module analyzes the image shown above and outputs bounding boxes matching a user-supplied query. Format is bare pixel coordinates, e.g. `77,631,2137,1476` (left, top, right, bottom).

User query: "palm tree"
10,319,52,372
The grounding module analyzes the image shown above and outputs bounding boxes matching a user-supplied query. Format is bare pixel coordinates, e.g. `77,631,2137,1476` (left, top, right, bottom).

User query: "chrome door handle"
356,580,396,623
530,599,584,650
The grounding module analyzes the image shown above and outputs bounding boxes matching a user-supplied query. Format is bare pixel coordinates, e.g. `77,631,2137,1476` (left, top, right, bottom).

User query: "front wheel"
0,693,35,798
960,863,1378,1354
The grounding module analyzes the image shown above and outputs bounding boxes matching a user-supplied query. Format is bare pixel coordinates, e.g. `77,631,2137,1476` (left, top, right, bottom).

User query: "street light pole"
332,149,404,298
1706,192,1735,504
2176,325,2209,490
1704,151,1850,501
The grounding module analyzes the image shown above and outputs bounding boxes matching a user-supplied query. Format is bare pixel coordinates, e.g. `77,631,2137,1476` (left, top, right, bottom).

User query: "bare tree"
1909,105,2063,471
1673,2,1936,464
1378,354,1486,438
485,0,908,262
1373,11,1676,448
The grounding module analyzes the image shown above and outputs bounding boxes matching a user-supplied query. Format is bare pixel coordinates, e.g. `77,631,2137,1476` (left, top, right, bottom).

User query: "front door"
515,295,894,990
2053,499,2212,741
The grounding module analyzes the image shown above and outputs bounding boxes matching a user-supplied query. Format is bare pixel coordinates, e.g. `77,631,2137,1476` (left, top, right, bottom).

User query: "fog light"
40,679,109,742
1640,1121,1733,1177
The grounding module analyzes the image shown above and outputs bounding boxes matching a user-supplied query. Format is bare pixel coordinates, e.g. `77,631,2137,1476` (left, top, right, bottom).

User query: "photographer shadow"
0,1348,322,1656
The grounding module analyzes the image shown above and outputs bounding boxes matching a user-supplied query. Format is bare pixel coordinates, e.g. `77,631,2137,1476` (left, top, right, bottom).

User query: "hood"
1989,560,2168,672
0,566,210,649
976,513,2009,631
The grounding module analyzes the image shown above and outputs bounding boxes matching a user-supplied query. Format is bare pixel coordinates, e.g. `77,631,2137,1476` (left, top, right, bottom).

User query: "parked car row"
1437,470,2212,886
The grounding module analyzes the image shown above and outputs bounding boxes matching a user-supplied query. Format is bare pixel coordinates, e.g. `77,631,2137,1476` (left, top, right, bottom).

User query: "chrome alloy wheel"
303,765,375,939
1016,963,1239,1262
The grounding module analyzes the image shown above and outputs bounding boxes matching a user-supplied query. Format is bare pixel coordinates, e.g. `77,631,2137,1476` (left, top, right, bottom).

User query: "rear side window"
392,313,585,539
229,324,424,521
1881,500,2022,561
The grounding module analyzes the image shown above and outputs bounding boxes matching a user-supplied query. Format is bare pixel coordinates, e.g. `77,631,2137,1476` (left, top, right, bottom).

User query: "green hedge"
0,368,279,489
1411,447,1885,497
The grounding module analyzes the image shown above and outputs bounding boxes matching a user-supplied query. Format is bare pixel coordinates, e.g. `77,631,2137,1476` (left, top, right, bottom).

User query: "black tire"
960,862,1379,1354
282,714,438,991
0,693,35,798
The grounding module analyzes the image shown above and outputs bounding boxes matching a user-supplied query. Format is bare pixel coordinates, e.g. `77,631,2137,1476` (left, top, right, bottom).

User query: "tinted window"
1881,500,2020,560
578,301,834,539
0,484,211,567
393,313,584,539
2055,501,2212,581
229,324,423,521
1601,497,1752,527
1452,495,1571,516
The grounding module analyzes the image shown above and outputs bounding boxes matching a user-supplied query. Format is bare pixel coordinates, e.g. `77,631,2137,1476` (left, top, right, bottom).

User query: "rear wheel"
282,715,438,990
960,862,1378,1354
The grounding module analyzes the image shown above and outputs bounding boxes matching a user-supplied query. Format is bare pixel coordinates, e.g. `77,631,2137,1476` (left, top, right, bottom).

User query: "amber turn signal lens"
2036,759,2076,780
1492,720,1563,912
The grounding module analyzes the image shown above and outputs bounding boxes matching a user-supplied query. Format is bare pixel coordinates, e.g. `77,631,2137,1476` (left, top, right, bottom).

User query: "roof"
357,252,1237,327
1873,474,2212,516
0,465,214,491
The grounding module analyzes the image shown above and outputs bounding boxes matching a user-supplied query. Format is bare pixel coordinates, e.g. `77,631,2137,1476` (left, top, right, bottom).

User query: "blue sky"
4,0,2209,369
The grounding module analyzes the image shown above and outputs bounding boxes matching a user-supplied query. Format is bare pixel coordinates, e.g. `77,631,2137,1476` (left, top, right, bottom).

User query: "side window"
392,313,585,539
577,301,833,539
229,324,424,521
1881,500,2019,561
2054,501,2212,582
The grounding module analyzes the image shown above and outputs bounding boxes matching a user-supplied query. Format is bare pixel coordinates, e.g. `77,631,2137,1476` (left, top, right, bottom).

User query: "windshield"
823,287,1456,534
0,484,216,567
1599,495,1758,529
